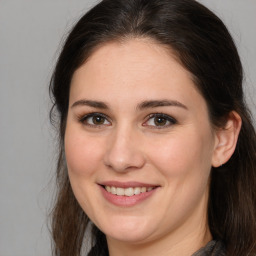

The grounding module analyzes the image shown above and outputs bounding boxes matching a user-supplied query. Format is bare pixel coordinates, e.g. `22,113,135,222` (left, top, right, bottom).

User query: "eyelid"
77,112,176,129
143,113,177,128
78,112,111,126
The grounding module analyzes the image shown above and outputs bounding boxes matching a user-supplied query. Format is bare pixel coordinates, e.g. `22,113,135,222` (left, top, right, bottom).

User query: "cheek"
64,126,104,177
64,126,105,218
146,128,214,180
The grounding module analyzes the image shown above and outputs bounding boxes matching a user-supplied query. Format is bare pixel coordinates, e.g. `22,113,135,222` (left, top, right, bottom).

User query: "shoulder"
192,240,226,256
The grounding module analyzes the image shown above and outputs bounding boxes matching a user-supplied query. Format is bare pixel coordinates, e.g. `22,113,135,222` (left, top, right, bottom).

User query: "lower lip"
99,186,158,207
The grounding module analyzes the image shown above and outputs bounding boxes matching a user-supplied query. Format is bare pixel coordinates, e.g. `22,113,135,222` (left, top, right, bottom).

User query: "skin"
64,39,240,256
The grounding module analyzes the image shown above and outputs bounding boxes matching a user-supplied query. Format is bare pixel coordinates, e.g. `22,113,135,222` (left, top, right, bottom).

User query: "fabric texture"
192,240,226,256
88,240,225,256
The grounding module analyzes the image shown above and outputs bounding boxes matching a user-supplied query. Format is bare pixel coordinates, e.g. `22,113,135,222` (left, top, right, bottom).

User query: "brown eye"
80,113,111,127
154,117,167,126
143,113,177,128
92,115,105,125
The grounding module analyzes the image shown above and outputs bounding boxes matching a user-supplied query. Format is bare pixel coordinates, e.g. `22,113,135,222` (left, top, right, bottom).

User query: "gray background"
0,1,255,255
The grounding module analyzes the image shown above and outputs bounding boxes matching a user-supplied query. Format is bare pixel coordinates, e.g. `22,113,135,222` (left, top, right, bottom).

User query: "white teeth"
111,186,116,194
141,187,146,193
116,187,125,196
124,187,134,196
105,186,154,196
134,187,141,195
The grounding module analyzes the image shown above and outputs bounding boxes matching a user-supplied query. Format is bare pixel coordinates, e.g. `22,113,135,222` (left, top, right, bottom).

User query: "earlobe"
212,111,242,167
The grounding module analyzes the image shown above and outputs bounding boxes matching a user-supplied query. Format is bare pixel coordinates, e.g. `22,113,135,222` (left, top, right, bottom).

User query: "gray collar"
192,240,225,256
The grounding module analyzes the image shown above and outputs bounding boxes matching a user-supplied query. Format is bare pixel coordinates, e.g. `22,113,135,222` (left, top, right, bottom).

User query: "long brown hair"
49,0,256,255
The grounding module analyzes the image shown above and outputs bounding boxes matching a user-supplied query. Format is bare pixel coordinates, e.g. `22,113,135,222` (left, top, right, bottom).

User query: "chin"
98,215,155,243
106,229,153,244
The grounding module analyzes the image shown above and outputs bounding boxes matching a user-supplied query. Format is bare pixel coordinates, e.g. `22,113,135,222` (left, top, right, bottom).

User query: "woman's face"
65,39,218,246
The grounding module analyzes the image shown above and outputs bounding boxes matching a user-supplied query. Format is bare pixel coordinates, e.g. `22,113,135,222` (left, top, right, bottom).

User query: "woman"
49,0,256,255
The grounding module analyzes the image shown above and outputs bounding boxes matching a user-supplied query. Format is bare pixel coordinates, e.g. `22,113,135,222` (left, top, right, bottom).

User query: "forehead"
71,39,193,90
69,39,206,113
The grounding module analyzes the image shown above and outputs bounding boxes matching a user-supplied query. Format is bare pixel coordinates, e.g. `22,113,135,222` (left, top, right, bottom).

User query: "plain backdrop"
0,1,255,255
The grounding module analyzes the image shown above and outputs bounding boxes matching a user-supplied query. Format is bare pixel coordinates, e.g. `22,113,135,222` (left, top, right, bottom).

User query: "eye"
143,113,176,128
79,113,111,127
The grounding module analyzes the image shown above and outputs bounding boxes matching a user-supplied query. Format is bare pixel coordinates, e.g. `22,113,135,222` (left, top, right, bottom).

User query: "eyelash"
78,112,177,129
78,112,111,128
143,113,177,129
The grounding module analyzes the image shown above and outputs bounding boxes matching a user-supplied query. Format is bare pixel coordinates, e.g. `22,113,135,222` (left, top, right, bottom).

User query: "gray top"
192,240,225,256
89,240,225,256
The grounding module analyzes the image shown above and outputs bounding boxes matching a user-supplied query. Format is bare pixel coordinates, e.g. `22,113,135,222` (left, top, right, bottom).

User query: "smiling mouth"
103,186,156,197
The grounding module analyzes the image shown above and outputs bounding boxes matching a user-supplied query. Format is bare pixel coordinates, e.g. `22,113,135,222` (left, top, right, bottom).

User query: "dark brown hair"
49,0,256,255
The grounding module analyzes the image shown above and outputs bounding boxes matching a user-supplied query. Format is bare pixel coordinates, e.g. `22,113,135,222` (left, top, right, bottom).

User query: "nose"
103,126,145,172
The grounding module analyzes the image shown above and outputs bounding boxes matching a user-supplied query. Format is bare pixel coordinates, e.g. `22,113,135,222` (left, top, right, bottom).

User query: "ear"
212,111,242,167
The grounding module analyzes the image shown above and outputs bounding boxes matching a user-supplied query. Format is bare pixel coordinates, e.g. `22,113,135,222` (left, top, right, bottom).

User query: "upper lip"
99,181,159,188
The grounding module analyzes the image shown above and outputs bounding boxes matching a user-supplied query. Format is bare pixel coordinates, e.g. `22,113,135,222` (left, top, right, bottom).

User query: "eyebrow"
71,99,187,110
71,100,109,109
137,100,188,110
